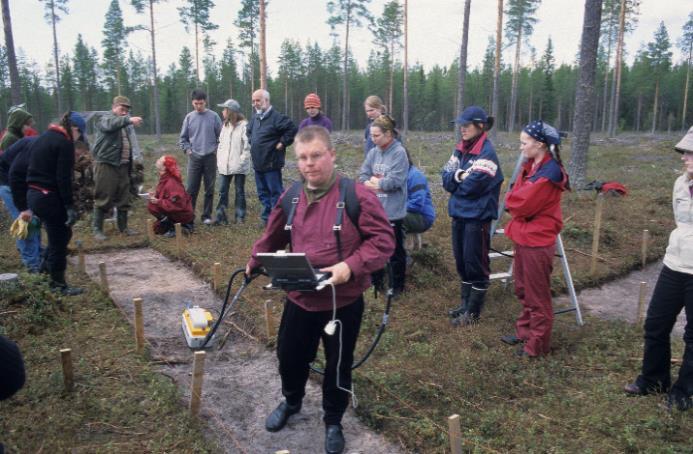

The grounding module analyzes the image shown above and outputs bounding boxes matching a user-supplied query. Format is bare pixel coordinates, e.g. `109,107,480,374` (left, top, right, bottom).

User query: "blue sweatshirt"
407,165,435,227
179,109,222,156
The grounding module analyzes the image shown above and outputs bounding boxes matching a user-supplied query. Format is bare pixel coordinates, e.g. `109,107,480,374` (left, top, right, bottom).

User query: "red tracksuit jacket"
147,173,194,225
505,155,568,247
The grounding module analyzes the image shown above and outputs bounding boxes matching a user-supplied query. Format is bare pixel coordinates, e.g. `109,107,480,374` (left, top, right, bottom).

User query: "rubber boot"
458,287,488,326
117,210,138,236
93,207,107,241
50,269,84,296
448,282,472,318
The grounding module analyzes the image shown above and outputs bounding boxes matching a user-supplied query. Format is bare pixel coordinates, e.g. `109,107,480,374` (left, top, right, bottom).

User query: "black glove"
65,207,79,227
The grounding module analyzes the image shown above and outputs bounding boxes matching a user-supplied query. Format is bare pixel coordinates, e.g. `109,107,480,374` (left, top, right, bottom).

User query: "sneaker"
93,231,107,241
164,229,175,238
501,335,523,346
203,218,213,226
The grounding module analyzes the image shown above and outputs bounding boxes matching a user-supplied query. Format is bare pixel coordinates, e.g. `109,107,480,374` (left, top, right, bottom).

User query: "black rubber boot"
459,287,488,326
117,210,138,235
448,282,472,318
265,401,301,432
325,424,345,454
93,207,107,241
50,269,84,296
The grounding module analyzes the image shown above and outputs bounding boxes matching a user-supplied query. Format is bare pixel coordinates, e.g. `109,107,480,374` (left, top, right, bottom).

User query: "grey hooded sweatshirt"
359,139,409,221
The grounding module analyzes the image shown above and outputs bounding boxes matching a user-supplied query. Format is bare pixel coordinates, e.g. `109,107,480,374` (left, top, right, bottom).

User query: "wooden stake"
641,229,649,269
637,281,648,325
146,218,155,242
189,351,206,415
590,193,605,276
133,298,145,354
448,414,463,454
98,262,109,293
76,240,85,274
175,223,183,256
60,348,74,392
275,451,290,454
213,262,222,291
264,300,274,339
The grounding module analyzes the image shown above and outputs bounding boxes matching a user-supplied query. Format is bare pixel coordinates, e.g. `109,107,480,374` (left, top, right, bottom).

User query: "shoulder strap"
281,181,303,231
339,177,361,230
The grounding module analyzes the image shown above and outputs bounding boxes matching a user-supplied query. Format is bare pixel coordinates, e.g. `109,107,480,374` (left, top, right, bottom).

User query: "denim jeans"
186,153,217,221
254,169,284,223
636,265,693,400
0,185,41,271
217,174,246,221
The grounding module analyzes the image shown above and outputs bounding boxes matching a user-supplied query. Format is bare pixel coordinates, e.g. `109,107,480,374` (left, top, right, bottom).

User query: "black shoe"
624,382,669,396
667,393,693,412
164,229,175,238
501,335,523,346
325,424,345,454
265,401,301,432
448,304,467,319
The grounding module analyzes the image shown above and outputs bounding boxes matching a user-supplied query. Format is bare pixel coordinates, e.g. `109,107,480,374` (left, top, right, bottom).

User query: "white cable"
324,282,358,409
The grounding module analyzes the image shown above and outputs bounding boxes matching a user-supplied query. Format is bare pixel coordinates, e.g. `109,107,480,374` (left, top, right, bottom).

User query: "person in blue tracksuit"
442,106,504,326
403,151,435,234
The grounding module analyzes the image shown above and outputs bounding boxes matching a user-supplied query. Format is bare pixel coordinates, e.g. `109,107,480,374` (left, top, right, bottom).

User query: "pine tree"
72,34,99,111
371,0,403,116
1,0,21,104
39,0,69,114
645,22,672,134
608,0,640,136
456,0,471,141
679,12,693,131
178,0,218,82
539,37,555,122
492,0,503,134
235,0,261,93
504,0,540,131
220,39,240,100
101,0,129,95
327,0,373,130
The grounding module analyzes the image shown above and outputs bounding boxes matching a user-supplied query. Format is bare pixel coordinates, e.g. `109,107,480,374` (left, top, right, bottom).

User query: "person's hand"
65,207,79,227
19,210,32,222
149,196,159,204
130,116,143,127
275,142,284,151
369,176,381,185
186,149,192,156
364,180,379,191
320,261,352,286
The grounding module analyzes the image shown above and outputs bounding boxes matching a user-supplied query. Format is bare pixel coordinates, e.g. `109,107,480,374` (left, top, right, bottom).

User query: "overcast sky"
7,0,693,80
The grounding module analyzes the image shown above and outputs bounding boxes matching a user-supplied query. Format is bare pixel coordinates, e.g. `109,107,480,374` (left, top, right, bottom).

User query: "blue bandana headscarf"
523,120,561,146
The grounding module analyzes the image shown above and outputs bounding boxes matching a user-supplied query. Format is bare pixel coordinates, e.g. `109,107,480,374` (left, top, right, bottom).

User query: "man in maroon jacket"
246,126,395,454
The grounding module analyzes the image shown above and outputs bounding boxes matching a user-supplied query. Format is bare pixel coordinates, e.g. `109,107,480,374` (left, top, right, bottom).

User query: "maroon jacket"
147,173,194,225
249,174,395,311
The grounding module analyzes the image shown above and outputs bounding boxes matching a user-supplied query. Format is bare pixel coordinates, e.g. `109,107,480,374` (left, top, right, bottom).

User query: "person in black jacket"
247,89,297,225
26,112,86,295
0,335,25,401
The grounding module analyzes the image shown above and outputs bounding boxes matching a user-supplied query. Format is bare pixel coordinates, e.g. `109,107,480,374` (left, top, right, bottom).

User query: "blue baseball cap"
69,111,86,136
455,106,489,125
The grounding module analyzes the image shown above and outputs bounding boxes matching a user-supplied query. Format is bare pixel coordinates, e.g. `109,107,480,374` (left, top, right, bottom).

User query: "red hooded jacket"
505,154,568,247
147,172,194,225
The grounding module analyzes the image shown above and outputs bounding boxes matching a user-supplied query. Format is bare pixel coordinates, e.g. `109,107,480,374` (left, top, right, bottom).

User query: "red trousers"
513,243,555,356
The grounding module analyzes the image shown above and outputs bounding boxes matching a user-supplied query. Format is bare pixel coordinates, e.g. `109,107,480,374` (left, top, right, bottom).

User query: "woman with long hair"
363,95,386,155
501,120,569,357
215,99,250,224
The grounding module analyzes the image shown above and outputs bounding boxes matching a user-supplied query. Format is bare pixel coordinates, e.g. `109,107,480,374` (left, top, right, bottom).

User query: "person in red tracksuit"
147,155,194,236
501,120,569,358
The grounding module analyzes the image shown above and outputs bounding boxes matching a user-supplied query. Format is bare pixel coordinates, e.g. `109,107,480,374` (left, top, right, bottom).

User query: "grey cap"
217,98,241,112
674,126,693,154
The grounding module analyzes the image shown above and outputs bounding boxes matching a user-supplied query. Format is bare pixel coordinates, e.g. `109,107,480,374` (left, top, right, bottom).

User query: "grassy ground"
2,131,691,452
0,215,217,452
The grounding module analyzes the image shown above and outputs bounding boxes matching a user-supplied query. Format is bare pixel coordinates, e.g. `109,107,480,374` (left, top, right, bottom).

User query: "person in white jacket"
215,99,251,224
624,126,693,412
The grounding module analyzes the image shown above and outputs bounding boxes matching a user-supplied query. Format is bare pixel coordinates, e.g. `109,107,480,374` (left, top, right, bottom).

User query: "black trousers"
27,189,71,274
636,265,693,400
451,218,490,290
277,297,364,425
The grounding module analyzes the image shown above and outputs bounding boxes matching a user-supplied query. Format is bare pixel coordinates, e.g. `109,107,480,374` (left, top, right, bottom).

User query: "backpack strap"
281,181,303,231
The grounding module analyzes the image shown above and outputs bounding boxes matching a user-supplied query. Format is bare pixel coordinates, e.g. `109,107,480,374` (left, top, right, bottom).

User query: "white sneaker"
203,218,212,225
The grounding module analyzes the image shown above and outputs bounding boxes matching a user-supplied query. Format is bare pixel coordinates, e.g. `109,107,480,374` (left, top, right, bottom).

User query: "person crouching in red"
147,155,194,237
502,120,569,358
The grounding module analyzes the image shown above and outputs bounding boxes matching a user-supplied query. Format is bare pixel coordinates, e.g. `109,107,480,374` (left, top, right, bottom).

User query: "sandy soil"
555,261,686,336
75,248,403,454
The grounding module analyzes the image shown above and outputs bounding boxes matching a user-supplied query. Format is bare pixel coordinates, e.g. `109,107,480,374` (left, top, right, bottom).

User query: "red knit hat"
304,93,321,109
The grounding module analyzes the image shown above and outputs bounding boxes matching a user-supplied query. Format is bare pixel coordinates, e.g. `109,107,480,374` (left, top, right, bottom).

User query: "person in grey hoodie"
359,114,409,296
179,89,222,225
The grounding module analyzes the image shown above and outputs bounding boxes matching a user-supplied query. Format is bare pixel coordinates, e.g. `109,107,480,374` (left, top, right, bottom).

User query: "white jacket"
663,173,693,275
216,120,251,175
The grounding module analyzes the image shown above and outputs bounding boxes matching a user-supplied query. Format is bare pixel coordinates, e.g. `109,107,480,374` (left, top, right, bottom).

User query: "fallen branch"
223,319,259,343
565,247,613,264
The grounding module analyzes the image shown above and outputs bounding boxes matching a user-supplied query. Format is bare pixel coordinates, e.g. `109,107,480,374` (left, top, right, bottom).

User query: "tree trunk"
259,0,267,90
341,15,351,131
402,0,409,136
149,0,161,141
509,26,522,132
651,79,659,134
600,22,614,132
568,0,603,189
491,0,502,137
636,95,642,131
50,3,62,114
682,42,691,131
608,0,626,137
455,0,471,142
2,0,21,104
388,43,394,115
194,22,200,82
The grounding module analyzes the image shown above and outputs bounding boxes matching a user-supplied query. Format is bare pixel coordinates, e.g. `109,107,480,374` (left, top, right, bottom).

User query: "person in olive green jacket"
91,96,143,240
0,107,34,151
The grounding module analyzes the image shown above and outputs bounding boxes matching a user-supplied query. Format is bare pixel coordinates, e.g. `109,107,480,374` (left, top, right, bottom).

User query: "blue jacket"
247,107,297,172
442,135,504,221
407,165,435,228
